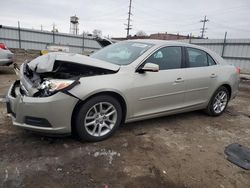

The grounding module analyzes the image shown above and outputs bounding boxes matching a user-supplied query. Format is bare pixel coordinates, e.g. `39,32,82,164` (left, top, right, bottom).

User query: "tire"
74,95,122,142
205,86,229,116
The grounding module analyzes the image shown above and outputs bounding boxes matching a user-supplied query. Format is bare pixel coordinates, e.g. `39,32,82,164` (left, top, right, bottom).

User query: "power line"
210,21,250,32
125,0,132,38
200,15,209,38
204,4,250,15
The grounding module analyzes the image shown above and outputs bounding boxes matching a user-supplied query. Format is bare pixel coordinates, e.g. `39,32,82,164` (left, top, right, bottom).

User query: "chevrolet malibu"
6,40,240,142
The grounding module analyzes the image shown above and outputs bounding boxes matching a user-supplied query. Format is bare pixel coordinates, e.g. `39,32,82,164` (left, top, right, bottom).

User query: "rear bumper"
231,89,238,100
0,51,14,66
6,81,78,134
0,59,13,66
231,75,240,100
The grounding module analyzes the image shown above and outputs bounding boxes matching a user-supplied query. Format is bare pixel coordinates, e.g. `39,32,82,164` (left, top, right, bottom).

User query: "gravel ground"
0,62,250,188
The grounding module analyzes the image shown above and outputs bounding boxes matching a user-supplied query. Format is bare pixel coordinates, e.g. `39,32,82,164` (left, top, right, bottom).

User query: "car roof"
125,39,225,64
128,39,217,53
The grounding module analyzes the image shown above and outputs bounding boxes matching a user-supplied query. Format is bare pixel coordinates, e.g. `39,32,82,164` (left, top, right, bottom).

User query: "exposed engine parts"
22,60,117,97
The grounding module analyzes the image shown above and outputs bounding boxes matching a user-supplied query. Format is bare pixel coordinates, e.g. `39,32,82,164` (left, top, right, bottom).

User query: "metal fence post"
221,32,227,58
189,33,192,44
52,31,55,44
18,21,21,48
82,34,85,54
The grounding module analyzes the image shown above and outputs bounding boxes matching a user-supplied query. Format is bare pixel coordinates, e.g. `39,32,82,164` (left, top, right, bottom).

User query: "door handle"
210,73,217,78
174,78,184,83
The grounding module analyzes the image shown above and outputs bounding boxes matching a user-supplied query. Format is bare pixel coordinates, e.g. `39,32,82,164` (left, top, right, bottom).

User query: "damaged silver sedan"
6,40,240,141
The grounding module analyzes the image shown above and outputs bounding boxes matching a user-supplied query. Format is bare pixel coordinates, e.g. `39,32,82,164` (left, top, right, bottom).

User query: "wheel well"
71,91,127,133
221,84,232,99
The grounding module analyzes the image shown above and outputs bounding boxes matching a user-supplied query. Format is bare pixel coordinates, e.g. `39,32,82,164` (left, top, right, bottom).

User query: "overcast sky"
0,0,250,38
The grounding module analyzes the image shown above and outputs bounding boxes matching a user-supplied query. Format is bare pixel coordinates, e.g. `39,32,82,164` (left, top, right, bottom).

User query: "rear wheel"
74,95,122,142
206,86,229,116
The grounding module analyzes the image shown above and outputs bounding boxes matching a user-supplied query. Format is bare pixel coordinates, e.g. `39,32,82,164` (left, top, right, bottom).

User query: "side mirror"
138,63,159,73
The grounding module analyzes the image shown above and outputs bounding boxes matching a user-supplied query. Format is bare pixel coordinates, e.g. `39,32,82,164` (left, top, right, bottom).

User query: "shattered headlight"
36,79,78,97
39,79,74,92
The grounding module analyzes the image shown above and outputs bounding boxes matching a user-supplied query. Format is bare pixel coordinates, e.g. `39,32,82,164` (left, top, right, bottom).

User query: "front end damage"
6,52,119,134
6,80,77,134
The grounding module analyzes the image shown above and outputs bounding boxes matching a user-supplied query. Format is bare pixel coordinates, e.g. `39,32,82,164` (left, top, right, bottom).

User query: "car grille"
25,116,52,127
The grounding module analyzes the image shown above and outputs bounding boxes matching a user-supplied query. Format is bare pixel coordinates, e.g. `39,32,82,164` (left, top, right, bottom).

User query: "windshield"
90,41,153,65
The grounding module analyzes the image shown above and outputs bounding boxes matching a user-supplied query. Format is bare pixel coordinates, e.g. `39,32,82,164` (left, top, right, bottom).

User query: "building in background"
149,32,194,40
112,32,198,41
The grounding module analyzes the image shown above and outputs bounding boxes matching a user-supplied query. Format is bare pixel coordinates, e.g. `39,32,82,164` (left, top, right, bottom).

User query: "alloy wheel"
84,102,117,137
213,91,228,114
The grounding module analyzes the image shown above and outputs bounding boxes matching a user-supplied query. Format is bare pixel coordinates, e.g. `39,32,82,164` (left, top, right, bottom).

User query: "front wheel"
206,86,229,116
74,95,122,142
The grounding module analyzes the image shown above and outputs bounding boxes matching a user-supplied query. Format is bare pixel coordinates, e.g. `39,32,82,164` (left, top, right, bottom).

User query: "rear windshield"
91,41,153,65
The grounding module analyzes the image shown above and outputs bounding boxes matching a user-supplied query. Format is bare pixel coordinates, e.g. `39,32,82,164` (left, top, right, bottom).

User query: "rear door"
183,47,218,106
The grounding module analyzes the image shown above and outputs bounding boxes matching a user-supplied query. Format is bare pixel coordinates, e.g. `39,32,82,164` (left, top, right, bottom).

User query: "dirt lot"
0,60,250,188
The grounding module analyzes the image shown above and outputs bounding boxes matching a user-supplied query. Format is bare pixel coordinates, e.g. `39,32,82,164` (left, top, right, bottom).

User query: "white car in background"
0,43,13,66
40,44,70,55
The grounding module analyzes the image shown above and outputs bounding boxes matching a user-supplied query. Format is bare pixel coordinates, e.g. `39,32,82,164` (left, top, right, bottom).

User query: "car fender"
68,74,133,119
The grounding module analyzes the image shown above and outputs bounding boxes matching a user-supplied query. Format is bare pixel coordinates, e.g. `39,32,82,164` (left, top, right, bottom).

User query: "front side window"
91,42,153,65
145,46,182,70
186,48,208,67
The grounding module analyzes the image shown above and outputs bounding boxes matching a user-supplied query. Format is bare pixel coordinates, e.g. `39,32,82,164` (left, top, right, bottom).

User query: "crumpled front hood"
28,52,120,73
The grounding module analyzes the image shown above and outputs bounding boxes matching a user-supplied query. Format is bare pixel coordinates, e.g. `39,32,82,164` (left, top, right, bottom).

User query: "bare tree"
93,29,102,37
135,30,147,36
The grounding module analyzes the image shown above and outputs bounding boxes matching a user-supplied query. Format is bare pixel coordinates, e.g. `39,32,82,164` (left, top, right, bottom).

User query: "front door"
131,46,187,118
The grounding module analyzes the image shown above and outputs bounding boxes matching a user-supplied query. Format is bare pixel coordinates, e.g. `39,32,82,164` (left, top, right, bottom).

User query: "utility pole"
52,23,56,32
41,25,43,31
125,0,132,38
200,16,209,38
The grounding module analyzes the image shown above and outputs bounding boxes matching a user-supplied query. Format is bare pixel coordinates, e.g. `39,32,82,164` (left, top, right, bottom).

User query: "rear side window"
207,54,216,66
187,48,208,67
145,46,182,70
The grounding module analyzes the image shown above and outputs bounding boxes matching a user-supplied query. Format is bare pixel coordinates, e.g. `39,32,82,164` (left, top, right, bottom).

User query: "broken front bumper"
6,80,78,134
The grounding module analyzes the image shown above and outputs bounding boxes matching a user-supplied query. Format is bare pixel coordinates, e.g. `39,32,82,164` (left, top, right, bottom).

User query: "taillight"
236,67,240,74
0,43,7,50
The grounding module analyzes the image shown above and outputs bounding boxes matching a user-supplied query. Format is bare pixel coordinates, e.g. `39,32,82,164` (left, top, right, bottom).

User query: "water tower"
70,15,79,35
